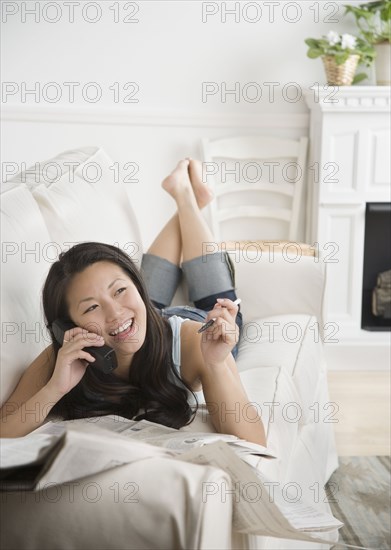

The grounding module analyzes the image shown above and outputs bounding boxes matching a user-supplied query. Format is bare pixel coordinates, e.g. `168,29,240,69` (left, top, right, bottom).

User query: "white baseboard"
325,339,391,370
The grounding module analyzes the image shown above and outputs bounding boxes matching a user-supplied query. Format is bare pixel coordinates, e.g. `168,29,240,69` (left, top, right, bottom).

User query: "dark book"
0,429,66,491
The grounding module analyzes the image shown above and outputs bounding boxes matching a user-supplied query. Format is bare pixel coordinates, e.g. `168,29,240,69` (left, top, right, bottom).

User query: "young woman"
0,159,266,446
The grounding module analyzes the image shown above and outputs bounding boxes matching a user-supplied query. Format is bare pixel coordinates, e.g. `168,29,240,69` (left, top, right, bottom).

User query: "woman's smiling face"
66,261,147,372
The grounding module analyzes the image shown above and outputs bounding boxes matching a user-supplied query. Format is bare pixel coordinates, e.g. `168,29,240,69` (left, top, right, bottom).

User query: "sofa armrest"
172,247,326,326
1,457,234,550
230,249,326,325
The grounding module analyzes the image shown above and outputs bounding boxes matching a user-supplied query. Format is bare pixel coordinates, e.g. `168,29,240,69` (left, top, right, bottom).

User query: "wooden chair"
201,135,309,245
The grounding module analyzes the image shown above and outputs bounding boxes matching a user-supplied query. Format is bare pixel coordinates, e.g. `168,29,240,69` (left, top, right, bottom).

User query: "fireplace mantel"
305,85,391,112
304,86,390,370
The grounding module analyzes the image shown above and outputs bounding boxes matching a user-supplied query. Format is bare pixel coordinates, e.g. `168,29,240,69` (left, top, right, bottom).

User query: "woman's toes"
188,159,214,209
177,159,190,170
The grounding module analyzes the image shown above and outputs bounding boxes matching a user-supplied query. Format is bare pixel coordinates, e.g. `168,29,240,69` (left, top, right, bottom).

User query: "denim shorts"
140,252,242,358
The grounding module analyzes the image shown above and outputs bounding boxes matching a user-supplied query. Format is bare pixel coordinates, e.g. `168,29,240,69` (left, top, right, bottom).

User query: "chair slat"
215,182,294,197
218,206,292,223
201,135,308,242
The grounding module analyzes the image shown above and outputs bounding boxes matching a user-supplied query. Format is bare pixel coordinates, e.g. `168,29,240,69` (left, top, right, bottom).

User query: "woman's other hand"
199,298,240,367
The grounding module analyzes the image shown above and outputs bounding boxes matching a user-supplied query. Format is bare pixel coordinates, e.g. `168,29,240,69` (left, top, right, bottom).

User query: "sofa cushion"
237,315,324,425
183,366,295,438
231,249,325,325
239,367,300,475
10,146,143,264
0,183,52,406
1,457,233,550
182,366,300,478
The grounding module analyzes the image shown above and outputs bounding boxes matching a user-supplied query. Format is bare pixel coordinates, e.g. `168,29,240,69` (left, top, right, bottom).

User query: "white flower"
341,34,357,50
326,31,340,46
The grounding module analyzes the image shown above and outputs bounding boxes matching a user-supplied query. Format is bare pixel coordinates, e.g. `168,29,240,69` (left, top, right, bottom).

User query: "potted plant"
344,0,391,84
305,31,376,85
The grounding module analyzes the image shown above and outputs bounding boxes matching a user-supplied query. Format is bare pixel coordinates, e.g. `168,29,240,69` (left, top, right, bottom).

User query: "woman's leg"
146,159,214,265
141,159,214,308
146,213,182,266
163,159,236,301
163,159,242,356
162,159,215,263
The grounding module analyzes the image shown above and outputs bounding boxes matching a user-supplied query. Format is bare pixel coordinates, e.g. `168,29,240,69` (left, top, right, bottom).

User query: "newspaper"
59,416,344,545
177,441,344,546
0,422,173,491
60,414,276,459
1,416,345,545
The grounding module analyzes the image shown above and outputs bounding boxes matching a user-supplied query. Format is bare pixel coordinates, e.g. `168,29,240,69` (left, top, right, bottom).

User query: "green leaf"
346,6,373,20
380,3,391,21
361,9,375,21
305,38,320,48
367,1,390,14
360,30,372,41
335,52,350,64
344,5,363,16
352,72,368,84
376,32,391,42
307,48,323,58
319,38,333,47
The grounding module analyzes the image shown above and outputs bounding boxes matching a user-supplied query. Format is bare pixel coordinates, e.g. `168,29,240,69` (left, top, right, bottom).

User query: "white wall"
1,0,371,247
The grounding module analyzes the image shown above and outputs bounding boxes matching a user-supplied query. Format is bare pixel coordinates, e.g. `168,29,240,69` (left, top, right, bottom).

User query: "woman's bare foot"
162,159,214,209
187,158,214,209
162,159,193,202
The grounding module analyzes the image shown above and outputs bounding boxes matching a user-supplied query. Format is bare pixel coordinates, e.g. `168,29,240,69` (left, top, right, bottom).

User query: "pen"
197,298,241,334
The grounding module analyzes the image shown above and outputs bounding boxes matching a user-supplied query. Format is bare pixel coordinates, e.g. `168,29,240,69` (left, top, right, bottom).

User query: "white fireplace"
304,86,391,370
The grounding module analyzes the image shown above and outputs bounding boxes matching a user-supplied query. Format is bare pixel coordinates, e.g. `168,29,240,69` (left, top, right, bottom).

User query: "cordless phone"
51,319,118,374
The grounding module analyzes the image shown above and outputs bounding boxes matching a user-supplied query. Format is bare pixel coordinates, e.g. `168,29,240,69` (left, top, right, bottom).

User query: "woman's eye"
84,304,98,314
116,287,127,295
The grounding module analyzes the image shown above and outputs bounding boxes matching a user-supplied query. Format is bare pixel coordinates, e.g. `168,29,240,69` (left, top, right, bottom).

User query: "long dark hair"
43,242,198,429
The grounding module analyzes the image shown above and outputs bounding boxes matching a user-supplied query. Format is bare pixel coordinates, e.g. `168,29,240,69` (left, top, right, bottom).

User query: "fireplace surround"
361,203,391,331
305,86,391,370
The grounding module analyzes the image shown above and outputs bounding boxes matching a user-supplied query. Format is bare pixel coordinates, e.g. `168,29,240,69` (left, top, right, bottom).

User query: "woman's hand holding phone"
47,326,106,397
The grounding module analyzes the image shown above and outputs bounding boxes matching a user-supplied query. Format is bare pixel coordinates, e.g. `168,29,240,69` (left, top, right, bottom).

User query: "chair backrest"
201,135,308,242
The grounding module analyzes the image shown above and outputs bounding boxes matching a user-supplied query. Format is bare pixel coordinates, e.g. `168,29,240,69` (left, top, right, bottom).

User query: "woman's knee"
141,253,182,307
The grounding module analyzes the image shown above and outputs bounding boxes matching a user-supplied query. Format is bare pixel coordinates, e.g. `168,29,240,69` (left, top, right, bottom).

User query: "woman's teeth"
109,319,133,336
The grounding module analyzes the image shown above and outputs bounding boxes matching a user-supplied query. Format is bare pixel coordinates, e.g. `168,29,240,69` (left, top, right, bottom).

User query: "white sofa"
0,146,339,550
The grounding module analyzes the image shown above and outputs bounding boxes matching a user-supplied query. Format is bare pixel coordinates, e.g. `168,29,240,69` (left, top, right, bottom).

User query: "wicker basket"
322,55,360,86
